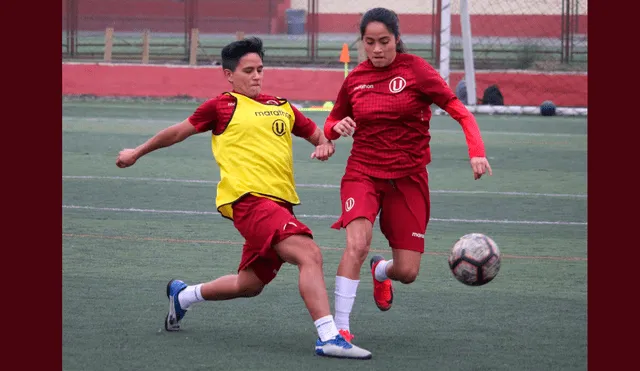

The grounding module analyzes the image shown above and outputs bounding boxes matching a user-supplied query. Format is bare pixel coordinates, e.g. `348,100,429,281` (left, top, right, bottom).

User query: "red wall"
62,63,587,107
63,0,587,37
66,0,287,34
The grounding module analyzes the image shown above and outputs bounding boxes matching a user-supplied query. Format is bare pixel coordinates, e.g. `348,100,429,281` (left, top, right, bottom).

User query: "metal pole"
439,0,451,85
460,0,476,105
433,0,441,67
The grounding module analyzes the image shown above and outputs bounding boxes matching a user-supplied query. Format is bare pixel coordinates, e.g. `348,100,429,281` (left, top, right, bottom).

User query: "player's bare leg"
334,218,373,341
164,269,265,331
374,249,421,284
274,235,371,359
369,249,421,315
200,269,266,299
274,235,331,320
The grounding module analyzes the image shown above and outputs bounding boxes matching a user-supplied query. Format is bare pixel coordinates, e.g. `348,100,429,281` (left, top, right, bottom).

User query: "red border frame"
5,0,62,368
587,1,635,369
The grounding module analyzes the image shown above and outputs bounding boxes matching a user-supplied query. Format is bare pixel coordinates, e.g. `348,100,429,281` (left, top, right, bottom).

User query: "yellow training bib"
212,92,300,219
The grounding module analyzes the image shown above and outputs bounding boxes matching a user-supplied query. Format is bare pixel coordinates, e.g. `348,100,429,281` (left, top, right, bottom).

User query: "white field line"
62,205,587,226
62,175,587,199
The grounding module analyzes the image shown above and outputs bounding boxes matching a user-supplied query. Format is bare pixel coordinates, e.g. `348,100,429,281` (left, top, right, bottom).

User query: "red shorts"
331,170,430,253
232,195,313,284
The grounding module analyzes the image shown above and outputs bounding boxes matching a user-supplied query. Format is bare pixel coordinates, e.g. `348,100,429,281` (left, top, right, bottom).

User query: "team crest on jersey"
389,77,407,93
272,119,286,136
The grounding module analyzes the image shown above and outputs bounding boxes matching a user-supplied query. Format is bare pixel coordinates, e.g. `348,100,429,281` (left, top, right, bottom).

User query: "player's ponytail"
360,7,406,53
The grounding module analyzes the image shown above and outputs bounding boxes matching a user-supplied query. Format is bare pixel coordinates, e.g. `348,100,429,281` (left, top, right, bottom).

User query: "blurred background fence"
62,0,587,71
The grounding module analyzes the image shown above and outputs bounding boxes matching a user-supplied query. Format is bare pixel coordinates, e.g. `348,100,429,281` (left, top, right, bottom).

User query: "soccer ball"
448,233,501,286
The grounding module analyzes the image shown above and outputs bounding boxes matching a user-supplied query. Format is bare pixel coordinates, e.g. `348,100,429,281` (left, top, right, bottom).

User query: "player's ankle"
374,259,392,281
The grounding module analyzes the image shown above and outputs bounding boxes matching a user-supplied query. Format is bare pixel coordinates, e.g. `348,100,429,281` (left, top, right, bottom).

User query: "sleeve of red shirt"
414,57,457,108
188,97,221,133
442,99,486,158
323,77,353,141
413,57,486,158
290,104,318,138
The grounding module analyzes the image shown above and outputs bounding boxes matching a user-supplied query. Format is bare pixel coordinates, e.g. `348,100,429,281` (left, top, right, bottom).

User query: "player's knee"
345,218,373,264
293,240,324,268
241,283,264,297
345,236,370,263
305,243,324,267
237,278,265,297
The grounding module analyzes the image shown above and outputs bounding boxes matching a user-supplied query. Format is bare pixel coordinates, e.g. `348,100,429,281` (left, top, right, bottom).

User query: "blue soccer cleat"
315,334,372,359
165,279,188,331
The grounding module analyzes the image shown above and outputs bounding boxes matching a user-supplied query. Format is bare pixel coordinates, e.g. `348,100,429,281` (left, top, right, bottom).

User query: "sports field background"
62,99,587,371
63,31,588,69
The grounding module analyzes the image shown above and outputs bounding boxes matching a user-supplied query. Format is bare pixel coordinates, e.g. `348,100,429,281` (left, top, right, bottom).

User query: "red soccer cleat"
370,255,394,311
338,329,354,343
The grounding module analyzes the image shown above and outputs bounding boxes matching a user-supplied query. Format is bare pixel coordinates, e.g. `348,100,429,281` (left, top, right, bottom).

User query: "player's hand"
310,141,335,161
116,149,138,168
470,157,493,180
332,117,357,137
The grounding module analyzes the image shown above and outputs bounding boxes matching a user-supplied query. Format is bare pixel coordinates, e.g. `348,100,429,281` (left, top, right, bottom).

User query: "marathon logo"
255,110,292,120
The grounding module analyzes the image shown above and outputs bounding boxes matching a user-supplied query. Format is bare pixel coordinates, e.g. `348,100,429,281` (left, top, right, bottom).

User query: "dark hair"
221,36,265,71
360,8,407,53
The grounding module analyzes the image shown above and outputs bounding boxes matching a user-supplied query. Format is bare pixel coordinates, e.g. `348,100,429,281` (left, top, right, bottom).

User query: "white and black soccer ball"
448,233,501,286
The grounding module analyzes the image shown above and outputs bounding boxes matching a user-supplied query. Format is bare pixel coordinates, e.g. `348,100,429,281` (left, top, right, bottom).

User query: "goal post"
437,0,587,116
459,0,477,106
439,0,452,86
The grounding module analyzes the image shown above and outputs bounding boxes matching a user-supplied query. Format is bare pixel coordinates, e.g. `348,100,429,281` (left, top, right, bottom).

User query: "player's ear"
223,69,233,84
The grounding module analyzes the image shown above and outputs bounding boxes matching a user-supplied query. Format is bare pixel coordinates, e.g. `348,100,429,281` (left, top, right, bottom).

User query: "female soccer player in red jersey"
324,8,493,342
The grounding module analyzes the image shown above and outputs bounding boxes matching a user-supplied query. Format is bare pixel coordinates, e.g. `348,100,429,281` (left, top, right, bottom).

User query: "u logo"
272,119,286,136
345,197,355,212
389,77,407,93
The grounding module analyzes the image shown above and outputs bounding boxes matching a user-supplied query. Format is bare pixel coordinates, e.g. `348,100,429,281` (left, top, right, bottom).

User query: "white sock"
177,284,204,309
374,259,393,282
334,276,360,331
314,315,340,342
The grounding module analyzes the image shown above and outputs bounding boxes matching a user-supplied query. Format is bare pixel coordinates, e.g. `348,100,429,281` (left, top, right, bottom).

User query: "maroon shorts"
232,195,313,284
331,170,430,253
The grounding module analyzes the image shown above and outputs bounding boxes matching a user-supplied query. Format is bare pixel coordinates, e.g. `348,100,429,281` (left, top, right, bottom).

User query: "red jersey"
325,53,486,179
189,91,317,137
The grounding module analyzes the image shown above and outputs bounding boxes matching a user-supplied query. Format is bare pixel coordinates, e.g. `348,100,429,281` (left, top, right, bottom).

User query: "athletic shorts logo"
272,119,286,136
283,221,298,230
345,197,355,212
411,232,425,239
389,77,407,93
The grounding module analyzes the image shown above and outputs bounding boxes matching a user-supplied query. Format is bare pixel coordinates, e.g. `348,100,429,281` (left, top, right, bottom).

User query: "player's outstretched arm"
413,57,493,179
116,118,198,168
441,99,493,180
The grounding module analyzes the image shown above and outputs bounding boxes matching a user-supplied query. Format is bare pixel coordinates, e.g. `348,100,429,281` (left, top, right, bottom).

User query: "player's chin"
370,57,390,68
247,86,262,97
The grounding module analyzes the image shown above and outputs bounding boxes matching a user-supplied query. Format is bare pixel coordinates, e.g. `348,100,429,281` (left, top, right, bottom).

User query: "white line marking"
61,116,586,138
62,175,587,198
62,205,587,226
